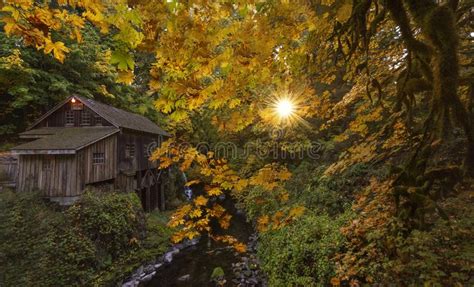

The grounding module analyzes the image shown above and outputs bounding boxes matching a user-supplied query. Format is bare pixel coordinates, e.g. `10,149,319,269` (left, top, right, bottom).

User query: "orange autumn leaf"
189,208,202,219
185,179,200,187
194,195,208,206
233,242,247,253
257,215,270,232
289,206,306,218
207,187,223,196
218,214,232,229
330,277,341,286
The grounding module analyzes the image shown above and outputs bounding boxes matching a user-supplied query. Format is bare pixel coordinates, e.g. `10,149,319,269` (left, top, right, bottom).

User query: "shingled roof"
30,95,170,137
12,127,119,154
76,96,169,136
19,127,66,138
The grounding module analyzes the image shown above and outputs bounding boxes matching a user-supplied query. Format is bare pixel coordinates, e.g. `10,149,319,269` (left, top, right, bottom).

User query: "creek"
143,197,265,287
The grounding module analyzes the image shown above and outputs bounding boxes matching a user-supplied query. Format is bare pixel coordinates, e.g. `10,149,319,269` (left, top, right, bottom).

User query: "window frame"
94,114,102,126
125,144,135,158
42,156,53,170
65,110,74,126
92,152,105,165
80,110,91,126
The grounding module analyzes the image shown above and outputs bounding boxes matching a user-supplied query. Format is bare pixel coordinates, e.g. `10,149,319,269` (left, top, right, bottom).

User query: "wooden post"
152,170,158,210
159,170,166,211
146,185,151,212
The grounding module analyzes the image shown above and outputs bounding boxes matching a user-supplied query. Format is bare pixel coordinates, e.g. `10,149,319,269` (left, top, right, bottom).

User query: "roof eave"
73,95,121,130
11,149,76,155
74,129,120,151
27,96,74,130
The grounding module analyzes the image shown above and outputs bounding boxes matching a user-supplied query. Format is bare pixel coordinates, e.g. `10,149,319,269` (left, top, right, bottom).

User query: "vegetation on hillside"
1,0,473,285
0,190,172,286
0,24,160,145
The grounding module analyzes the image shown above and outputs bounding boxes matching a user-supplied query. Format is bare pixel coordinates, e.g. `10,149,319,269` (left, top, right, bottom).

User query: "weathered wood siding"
117,131,160,172
17,154,79,196
36,102,112,127
77,135,117,184
0,154,17,184
115,172,137,192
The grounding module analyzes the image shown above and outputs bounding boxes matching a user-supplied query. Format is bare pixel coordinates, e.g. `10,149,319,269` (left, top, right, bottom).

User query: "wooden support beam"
160,172,166,211
146,185,151,212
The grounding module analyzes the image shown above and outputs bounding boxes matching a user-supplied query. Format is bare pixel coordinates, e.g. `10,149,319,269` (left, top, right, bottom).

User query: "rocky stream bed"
121,201,267,287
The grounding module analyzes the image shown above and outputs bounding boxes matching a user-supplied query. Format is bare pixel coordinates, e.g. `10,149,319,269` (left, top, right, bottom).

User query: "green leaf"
110,50,134,71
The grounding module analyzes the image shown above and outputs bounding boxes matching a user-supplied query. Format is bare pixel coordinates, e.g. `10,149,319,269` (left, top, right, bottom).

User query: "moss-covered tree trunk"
401,0,474,172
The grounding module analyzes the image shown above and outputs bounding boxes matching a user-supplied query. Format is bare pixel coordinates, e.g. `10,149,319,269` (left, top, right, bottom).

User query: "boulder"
178,274,191,281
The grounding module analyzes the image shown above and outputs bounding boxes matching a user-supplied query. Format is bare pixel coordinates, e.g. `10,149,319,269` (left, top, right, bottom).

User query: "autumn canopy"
1,0,473,285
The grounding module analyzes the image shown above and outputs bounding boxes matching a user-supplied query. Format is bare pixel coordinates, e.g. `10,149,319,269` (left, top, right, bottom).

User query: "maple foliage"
150,138,303,251
2,0,473,285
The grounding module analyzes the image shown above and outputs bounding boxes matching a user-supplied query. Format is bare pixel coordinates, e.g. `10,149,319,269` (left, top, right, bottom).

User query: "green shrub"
0,191,97,286
0,190,171,287
258,210,353,286
67,191,146,261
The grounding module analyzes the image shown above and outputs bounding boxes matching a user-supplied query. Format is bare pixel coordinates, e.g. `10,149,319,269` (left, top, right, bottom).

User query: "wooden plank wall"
136,169,165,212
18,154,78,196
115,173,137,192
37,103,112,127
117,131,159,172
0,155,18,184
77,135,117,184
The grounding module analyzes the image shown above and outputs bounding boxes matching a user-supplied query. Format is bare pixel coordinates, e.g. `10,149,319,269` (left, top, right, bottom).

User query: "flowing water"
144,185,255,287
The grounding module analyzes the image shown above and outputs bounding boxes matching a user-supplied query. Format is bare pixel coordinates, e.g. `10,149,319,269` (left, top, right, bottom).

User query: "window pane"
92,152,105,164
66,111,74,125
81,111,91,125
42,156,52,170
94,115,102,125
125,144,135,158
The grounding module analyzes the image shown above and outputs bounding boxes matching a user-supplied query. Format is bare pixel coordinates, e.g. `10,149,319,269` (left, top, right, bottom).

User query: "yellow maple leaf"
189,208,202,218
218,214,232,229
257,215,269,232
208,204,225,217
233,242,247,253
2,6,20,21
207,187,223,196
2,17,20,36
289,206,306,218
279,192,289,202
43,39,70,63
194,195,208,206
186,231,200,240
185,179,200,187
336,3,352,23
117,70,134,85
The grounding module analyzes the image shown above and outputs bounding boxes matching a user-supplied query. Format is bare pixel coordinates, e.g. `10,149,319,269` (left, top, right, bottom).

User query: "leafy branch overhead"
1,0,473,285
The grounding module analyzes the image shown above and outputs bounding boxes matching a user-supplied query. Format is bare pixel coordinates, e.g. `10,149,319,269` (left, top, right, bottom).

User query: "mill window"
92,153,105,164
81,111,91,126
42,156,53,170
94,114,102,126
143,143,150,158
125,144,135,158
65,110,74,126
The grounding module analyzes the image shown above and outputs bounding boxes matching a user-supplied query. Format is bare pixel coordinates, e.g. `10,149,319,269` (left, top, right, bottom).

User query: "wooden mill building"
11,95,170,210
